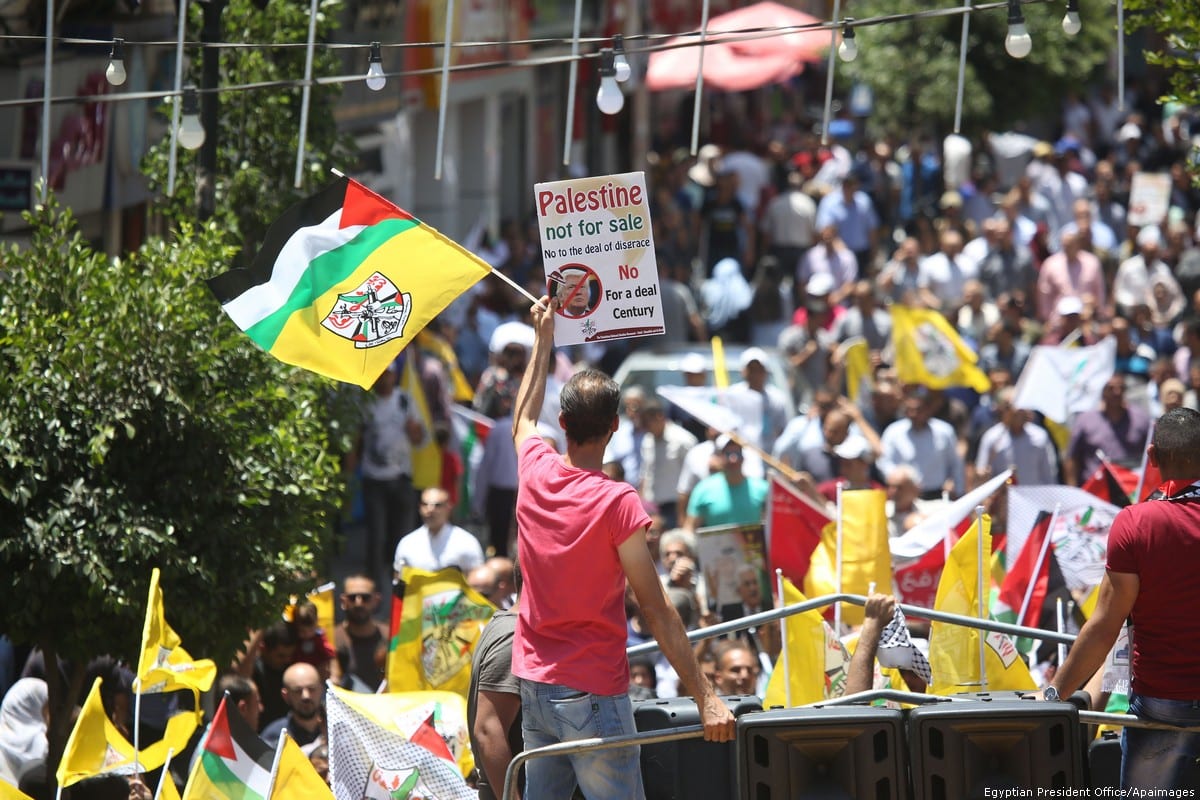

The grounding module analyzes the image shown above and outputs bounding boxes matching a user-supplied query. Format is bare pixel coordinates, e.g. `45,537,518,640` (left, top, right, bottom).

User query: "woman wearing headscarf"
0,677,48,788
701,257,754,342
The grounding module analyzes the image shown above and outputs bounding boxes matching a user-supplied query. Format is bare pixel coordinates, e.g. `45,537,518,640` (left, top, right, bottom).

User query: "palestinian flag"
1081,461,1135,508
181,696,274,800
995,510,1054,630
208,176,491,389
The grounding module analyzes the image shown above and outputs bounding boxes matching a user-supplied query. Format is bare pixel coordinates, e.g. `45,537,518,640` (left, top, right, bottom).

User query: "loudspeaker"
736,705,908,799
634,694,762,800
1088,732,1122,789
907,694,1083,799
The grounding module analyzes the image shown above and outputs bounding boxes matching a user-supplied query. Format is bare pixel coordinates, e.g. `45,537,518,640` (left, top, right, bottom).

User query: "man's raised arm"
513,295,556,449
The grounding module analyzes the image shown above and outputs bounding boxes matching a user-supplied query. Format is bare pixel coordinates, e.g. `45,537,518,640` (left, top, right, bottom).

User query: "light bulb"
612,34,632,82
365,41,386,91
1005,1,1032,58
106,37,127,86
596,48,624,115
1062,0,1081,35
838,19,857,62
178,85,205,150
1005,22,1032,57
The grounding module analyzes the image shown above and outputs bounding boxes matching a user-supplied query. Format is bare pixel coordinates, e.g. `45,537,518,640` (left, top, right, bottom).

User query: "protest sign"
534,172,665,346
1127,172,1171,227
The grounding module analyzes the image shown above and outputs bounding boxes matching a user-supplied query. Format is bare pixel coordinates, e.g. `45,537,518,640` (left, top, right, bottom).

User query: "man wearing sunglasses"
334,574,387,692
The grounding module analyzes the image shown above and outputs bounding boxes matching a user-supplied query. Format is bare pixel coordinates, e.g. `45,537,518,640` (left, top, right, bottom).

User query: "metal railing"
499,592,1194,800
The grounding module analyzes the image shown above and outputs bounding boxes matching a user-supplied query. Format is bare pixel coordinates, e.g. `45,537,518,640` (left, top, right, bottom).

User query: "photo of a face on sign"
548,265,602,319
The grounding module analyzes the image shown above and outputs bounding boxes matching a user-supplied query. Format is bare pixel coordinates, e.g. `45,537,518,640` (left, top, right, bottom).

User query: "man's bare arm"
512,295,555,449
619,530,735,743
473,689,523,799
1049,571,1138,697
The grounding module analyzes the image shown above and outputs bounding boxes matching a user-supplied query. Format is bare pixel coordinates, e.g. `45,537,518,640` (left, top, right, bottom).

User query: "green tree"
144,0,354,259
0,0,359,779
0,198,357,776
839,0,1112,135
1123,1,1200,145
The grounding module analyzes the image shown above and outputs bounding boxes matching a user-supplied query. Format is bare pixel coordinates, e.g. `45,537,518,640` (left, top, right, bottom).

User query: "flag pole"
152,748,175,800
776,568,791,708
975,504,987,691
1017,504,1060,627
689,0,712,156
1132,421,1156,502
266,729,288,798
434,0,455,180
1056,598,1068,673
834,482,845,635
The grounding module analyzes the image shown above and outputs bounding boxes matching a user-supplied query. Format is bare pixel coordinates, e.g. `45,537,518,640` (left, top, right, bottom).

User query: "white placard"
534,171,665,346
1127,172,1171,227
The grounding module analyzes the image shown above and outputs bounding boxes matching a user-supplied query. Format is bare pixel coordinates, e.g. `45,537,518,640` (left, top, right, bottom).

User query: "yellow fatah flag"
286,582,337,635
890,305,991,393
0,781,35,800
388,567,495,700
417,330,474,403
1080,583,1100,620
137,568,216,694
56,678,138,788
840,337,874,403
154,769,182,800
401,355,443,491
711,336,729,388
763,579,850,708
928,515,1036,694
270,734,334,799
803,489,891,627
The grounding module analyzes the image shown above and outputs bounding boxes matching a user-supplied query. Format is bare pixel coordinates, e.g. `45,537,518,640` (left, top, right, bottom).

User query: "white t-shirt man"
393,522,485,576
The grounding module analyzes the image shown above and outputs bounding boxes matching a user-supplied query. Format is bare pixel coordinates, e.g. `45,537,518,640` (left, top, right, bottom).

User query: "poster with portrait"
534,171,665,346
695,523,768,621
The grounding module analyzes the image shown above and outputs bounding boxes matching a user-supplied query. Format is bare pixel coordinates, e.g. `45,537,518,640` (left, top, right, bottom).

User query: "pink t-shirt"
512,436,651,696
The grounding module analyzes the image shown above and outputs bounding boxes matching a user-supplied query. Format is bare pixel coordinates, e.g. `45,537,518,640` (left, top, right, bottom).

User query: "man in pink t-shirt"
510,295,735,799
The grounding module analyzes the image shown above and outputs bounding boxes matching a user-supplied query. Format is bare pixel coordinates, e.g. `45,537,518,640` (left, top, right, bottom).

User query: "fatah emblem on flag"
421,589,491,686
322,272,414,347
912,321,960,378
363,765,431,800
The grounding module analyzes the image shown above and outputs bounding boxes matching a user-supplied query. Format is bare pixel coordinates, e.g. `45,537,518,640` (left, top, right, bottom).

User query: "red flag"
997,511,1054,627
1137,459,1162,503
766,475,829,590
1081,461,1135,507
409,713,456,765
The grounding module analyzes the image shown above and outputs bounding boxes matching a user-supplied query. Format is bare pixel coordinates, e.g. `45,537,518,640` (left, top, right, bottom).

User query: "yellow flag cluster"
928,515,1036,694
763,579,850,708
803,489,891,627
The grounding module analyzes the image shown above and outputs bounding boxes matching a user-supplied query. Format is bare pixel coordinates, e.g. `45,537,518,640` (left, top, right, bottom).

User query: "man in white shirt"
639,399,698,529
393,487,485,578
358,364,426,578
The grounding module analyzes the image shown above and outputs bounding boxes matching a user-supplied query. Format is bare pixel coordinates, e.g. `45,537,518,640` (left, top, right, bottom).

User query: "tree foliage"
1124,0,1200,111
0,0,360,775
143,0,354,262
0,197,357,769
838,0,1112,136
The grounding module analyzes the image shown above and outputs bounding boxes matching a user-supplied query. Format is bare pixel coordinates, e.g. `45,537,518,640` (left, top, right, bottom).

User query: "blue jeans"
519,678,645,800
1121,692,1200,790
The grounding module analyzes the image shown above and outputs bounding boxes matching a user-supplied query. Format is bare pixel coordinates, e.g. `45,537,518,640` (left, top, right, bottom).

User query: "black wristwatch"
1042,686,1060,702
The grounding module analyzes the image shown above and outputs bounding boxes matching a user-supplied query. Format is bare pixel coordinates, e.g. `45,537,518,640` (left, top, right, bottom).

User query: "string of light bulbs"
20,0,1097,194
4,0,1085,117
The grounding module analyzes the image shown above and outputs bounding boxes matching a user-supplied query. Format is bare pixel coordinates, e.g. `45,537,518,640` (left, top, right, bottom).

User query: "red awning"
646,1,830,92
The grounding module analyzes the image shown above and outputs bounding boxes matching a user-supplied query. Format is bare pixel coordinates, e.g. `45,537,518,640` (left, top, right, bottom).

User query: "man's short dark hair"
559,369,620,445
1153,407,1200,472
262,619,298,649
218,672,258,706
